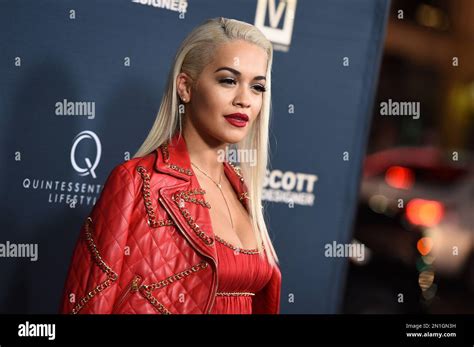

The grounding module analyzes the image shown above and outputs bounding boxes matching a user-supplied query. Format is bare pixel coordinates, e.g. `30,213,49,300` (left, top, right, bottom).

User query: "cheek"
212,90,231,109
195,85,227,110
254,96,264,115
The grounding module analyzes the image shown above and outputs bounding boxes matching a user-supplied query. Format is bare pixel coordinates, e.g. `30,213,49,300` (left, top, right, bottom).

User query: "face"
177,39,268,145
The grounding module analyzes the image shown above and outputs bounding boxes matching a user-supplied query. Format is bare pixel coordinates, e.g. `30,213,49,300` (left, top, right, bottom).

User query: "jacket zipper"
158,196,218,314
113,274,143,312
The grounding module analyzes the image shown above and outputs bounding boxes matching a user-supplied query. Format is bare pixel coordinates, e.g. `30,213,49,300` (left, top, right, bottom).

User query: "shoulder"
104,151,158,188
92,151,161,225
120,151,157,177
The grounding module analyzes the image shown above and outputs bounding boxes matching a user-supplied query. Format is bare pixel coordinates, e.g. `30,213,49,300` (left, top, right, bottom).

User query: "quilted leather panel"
59,163,136,314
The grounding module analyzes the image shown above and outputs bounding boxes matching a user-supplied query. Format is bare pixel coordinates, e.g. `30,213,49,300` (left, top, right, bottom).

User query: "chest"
200,181,257,251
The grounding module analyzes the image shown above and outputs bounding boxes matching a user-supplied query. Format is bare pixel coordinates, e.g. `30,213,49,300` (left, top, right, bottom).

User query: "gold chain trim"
141,261,209,291
70,217,119,314
216,291,255,297
239,191,249,201
159,141,196,176
160,142,170,163
214,234,262,255
139,290,172,314
172,188,211,209
155,219,175,227
171,192,215,246
139,260,209,314
136,166,175,228
228,162,244,182
168,163,193,176
159,142,193,176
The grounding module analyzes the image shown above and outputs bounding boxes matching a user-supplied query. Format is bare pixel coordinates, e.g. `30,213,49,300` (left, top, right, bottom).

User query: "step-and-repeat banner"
0,0,390,313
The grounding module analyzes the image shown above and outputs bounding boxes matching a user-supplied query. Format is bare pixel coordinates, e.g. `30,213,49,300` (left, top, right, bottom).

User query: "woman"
59,17,281,314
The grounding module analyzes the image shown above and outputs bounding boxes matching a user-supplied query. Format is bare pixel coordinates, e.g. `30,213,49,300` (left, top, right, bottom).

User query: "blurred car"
359,146,473,276
344,146,474,313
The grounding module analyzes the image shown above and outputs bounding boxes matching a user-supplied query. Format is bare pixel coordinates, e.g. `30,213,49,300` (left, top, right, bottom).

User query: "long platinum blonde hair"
133,17,279,267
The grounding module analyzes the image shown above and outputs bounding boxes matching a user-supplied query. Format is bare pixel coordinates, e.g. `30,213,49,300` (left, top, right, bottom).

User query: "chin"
220,130,249,144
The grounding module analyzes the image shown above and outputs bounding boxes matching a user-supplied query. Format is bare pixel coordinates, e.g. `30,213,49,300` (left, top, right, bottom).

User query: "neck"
182,123,227,181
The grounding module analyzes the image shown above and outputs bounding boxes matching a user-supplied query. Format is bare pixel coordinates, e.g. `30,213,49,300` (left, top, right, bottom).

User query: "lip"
224,113,249,128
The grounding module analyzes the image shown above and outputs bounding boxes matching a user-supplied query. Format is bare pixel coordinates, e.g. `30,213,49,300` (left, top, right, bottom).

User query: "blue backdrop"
0,0,390,313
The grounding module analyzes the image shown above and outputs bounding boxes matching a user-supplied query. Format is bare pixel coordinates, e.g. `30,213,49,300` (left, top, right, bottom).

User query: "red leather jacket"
59,133,281,314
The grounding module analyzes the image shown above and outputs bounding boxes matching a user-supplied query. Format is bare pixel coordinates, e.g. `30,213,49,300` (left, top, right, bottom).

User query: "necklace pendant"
217,183,222,189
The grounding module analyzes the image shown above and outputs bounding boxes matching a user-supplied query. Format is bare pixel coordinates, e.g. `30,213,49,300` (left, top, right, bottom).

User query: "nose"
233,85,252,109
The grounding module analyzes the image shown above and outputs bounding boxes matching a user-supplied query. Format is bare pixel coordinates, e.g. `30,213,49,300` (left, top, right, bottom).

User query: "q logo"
71,130,102,179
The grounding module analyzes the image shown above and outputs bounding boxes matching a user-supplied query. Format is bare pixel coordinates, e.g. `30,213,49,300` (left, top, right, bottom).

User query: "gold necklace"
191,162,234,229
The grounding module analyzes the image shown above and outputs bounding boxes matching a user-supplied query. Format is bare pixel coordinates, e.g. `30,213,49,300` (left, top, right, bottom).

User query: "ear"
176,72,193,103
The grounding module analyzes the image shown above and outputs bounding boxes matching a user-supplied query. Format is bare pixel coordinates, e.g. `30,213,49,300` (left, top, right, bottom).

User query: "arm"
59,164,135,314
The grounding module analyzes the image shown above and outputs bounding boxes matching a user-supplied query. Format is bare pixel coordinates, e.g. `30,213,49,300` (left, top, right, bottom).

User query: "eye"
219,78,236,85
253,84,267,93
219,78,267,93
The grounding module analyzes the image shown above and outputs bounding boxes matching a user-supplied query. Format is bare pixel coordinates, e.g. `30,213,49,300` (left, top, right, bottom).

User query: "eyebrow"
214,66,266,81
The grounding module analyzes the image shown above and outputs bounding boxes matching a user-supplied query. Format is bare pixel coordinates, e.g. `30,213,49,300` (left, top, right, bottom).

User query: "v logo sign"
268,0,286,28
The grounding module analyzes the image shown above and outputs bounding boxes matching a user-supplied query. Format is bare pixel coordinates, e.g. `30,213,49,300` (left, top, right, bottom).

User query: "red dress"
210,235,273,314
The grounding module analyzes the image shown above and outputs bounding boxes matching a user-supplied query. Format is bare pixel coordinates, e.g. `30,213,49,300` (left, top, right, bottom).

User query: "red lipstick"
224,113,249,128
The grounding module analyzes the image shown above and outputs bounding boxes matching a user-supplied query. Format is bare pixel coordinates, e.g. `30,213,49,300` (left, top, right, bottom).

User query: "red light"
406,199,444,227
385,166,414,189
417,237,433,256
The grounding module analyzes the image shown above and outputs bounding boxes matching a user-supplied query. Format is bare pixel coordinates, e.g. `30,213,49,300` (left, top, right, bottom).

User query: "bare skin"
176,39,268,250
